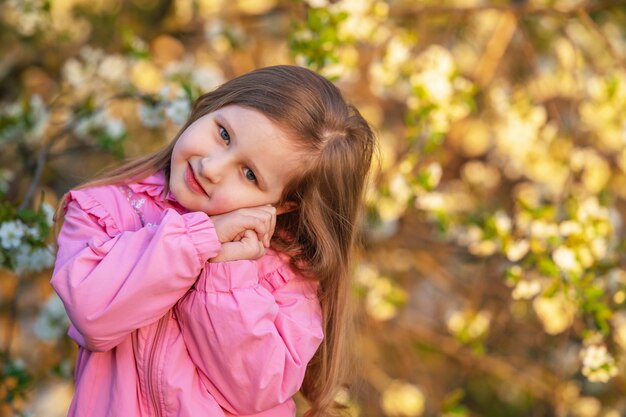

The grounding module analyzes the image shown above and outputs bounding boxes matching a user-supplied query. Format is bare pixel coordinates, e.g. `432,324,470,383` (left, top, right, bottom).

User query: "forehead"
216,105,305,189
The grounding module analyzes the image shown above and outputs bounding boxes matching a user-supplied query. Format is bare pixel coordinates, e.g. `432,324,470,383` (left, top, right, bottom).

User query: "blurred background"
1,0,626,416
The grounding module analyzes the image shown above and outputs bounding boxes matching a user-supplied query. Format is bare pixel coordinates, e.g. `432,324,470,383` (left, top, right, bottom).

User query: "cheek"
207,192,237,214
172,132,197,156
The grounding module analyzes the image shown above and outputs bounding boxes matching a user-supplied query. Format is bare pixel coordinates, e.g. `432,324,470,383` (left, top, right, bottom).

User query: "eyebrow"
215,113,269,190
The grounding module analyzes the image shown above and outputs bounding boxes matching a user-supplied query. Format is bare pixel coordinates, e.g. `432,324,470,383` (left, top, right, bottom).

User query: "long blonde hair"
57,65,375,416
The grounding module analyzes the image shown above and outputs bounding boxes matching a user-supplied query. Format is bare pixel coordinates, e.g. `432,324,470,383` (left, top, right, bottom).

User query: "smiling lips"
185,163,208,196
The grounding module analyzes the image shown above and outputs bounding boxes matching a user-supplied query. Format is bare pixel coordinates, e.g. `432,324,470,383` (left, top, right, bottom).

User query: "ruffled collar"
127,171,186,211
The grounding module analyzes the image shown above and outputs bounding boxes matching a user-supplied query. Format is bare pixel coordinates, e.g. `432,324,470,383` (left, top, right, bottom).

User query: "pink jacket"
51,172,323,417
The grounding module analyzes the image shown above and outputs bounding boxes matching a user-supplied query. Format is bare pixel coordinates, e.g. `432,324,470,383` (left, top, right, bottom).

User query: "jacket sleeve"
175,256,324,415
51,189,221,352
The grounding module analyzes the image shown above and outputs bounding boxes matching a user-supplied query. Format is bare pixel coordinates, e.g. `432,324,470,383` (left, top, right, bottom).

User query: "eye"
243,167,257,182
219,126,230,144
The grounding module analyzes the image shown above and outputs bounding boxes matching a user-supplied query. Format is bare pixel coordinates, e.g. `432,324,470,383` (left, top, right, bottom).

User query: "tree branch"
399,320,560,404
473,10,518,87
576,7,626,68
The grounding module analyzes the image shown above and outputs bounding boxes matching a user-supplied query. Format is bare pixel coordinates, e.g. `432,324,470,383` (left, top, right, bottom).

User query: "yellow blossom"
611,313,626,350
381,380,425,417
589,238,608,260
571,396,601,417
424,162,442,189
415,192,446,212
378,197,407,222
469,239,498,257
581,152,611,193
506,239,529,262
512,279,542,300
461,161,500,189
533,294,577,334
131,61,164,94
576,246,594,269
447,309,491,341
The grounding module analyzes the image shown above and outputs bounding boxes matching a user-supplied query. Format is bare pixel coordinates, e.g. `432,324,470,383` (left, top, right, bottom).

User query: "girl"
52,65,375,417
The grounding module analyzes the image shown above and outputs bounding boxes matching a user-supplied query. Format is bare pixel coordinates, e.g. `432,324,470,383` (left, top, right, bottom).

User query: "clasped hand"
209,205,277,262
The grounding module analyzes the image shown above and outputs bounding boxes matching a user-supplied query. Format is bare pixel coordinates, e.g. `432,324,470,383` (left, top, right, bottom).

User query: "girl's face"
169,105,303,216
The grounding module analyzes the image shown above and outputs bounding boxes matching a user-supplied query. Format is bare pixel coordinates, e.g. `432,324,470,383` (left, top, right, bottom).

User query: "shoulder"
65,184,140,235
64,172,166,235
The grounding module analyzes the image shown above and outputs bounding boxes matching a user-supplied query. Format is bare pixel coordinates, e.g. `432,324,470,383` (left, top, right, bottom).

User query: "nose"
199,154,227,184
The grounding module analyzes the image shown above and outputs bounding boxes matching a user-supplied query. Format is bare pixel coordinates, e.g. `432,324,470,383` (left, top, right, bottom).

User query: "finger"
211,233,264,262
267,205,276,245
236,214,268,244
244,209,274,247
227,207,275,246
257,206,276,246
241,229,265,259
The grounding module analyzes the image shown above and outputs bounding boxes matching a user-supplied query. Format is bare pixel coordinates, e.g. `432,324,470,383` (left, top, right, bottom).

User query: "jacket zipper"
147,314,168,417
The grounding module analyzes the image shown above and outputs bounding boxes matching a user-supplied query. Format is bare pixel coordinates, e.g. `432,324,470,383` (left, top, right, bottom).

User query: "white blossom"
412,70,453,104
74,111,125,140
304,0,329,8
74,111,104,136
530,220,559,239
204,19,224,40
25,225,39,238
580,344,618,383
62,58,87,88
104,117,126,139
33,294,70,341
98,55,128,83
389,173,412,203
559,220,582,236
191,67,224,91
386,38,411,69
15,9,47,36
41,202,54,227
494,211,512,234
14,244,55,274
0,220,26,249
0,169,15,194
165,99,191,125
552,246,580,273
27,94,49,143
138,102,165,128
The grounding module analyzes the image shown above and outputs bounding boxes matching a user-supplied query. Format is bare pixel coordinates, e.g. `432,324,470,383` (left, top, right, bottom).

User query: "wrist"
182,211,222,262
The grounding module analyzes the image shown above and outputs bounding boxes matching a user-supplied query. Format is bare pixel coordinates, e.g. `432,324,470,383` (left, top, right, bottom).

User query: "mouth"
185,163,209,197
